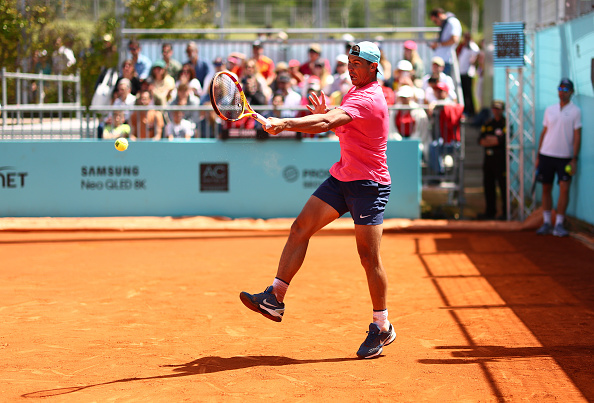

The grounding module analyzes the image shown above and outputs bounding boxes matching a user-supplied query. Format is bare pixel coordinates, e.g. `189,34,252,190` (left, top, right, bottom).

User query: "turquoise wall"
0,139,421,219
494,13,594,225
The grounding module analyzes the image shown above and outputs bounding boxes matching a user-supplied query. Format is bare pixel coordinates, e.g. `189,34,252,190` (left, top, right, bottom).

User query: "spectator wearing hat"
161,43,182,81
392,60,416,92
252,41,276,85
149,60,176,106
535,78,582,237
225,55,242,77
422,57,457,103
477,100,507,220
300,43,331,76
288,59,305,88
429,7,462,77
393,86,430,154
402,40,425,82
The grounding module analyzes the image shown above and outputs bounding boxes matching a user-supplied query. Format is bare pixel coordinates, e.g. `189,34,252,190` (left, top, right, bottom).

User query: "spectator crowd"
90,8,484,144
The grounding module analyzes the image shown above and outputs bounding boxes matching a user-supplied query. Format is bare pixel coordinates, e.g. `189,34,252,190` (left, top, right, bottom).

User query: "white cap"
336,54,348,64
396,60,413,71
397,85,414,98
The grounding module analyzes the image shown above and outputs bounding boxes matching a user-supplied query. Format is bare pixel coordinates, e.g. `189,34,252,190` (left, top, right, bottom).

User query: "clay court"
1,217,593,402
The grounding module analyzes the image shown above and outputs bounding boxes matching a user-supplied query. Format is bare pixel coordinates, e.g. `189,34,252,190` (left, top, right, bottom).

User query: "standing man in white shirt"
429,8,462,77
535,78,582,237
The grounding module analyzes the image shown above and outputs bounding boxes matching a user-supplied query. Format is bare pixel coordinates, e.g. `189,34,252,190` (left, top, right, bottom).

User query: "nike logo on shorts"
360,214,371,219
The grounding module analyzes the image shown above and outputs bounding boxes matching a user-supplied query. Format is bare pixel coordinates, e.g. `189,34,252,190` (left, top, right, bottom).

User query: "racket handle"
252,113,271,129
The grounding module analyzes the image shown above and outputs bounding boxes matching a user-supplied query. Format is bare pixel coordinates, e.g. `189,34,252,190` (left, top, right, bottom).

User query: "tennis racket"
209,71,271,129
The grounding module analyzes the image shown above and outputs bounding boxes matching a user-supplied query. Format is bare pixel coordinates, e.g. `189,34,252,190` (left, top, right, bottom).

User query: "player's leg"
355,224,388,314
354,223,396,359
276,195,340,285
240,177,344,322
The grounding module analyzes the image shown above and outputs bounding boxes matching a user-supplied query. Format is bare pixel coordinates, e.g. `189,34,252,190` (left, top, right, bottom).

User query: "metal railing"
1,68,82,133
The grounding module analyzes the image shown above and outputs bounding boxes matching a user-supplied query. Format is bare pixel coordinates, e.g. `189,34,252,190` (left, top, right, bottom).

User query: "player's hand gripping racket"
209,71,271,129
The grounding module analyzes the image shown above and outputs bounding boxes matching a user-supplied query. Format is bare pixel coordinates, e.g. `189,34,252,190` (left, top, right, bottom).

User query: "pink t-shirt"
331,81,391,184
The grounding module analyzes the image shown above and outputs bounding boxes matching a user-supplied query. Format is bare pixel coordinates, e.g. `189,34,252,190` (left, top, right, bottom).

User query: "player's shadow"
22,355,358,398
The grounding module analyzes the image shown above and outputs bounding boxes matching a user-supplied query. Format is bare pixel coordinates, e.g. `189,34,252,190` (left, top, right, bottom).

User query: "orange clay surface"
1,217,593,402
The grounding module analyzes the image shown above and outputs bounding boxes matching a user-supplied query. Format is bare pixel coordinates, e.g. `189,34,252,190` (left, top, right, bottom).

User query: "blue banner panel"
0,139,421,219
493,22,525,67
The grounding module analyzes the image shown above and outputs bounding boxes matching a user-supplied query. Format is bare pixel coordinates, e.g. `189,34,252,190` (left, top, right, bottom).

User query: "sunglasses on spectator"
558,86,571,92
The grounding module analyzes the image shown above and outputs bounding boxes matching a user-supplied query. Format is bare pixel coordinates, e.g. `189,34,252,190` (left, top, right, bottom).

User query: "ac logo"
200,163,229,192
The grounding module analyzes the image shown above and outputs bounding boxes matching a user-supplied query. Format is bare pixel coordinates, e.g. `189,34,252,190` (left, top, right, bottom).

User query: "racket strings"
212,74,243,120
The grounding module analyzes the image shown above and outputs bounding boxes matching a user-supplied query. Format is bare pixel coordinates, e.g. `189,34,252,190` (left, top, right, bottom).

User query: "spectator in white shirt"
456,32,480,116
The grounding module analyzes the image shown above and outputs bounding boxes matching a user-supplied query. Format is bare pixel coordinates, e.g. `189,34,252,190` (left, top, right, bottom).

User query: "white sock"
272,277,289,303
373,309,390,332
555,214,564,226
543,210,552,225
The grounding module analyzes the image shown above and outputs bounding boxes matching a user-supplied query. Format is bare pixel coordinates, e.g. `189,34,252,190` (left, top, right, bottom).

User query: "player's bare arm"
264,107,352,136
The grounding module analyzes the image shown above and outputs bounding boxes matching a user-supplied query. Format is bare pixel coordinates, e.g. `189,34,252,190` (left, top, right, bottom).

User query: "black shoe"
239,286,285,322
356,323,397,359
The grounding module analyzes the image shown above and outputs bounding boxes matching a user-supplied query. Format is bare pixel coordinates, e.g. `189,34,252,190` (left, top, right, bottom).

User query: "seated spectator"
422,57,457,101
270,61,289,94
310,59,334,95
329,54,352,106
184,41,211,91
269,92,286,118
299,43,331,76
252,40,275,86
392,60,416,91
393,86,430,159
271,73,302,118
425,79,456,108
226,52,246,78
115,59,141,96
166,100,194,140
168,83,201,130
129,90,164,141
112,78,137,121
128,38,151,81
172,64,202,100
402,40,425,83
378,45,392,83
288,59,305,89
149,60,176,106
298,80,331,136
103,110,131,140
161,42,182,80
242,58,272,103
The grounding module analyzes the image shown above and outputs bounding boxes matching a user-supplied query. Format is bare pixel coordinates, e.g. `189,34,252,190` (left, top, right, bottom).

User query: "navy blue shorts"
313,176,391,225
537,154,572,184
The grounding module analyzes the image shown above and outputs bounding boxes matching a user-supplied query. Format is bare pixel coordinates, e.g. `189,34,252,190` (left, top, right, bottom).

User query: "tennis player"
240,41,395,359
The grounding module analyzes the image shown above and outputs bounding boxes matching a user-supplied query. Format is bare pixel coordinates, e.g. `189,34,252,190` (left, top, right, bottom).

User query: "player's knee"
289,219,313,241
